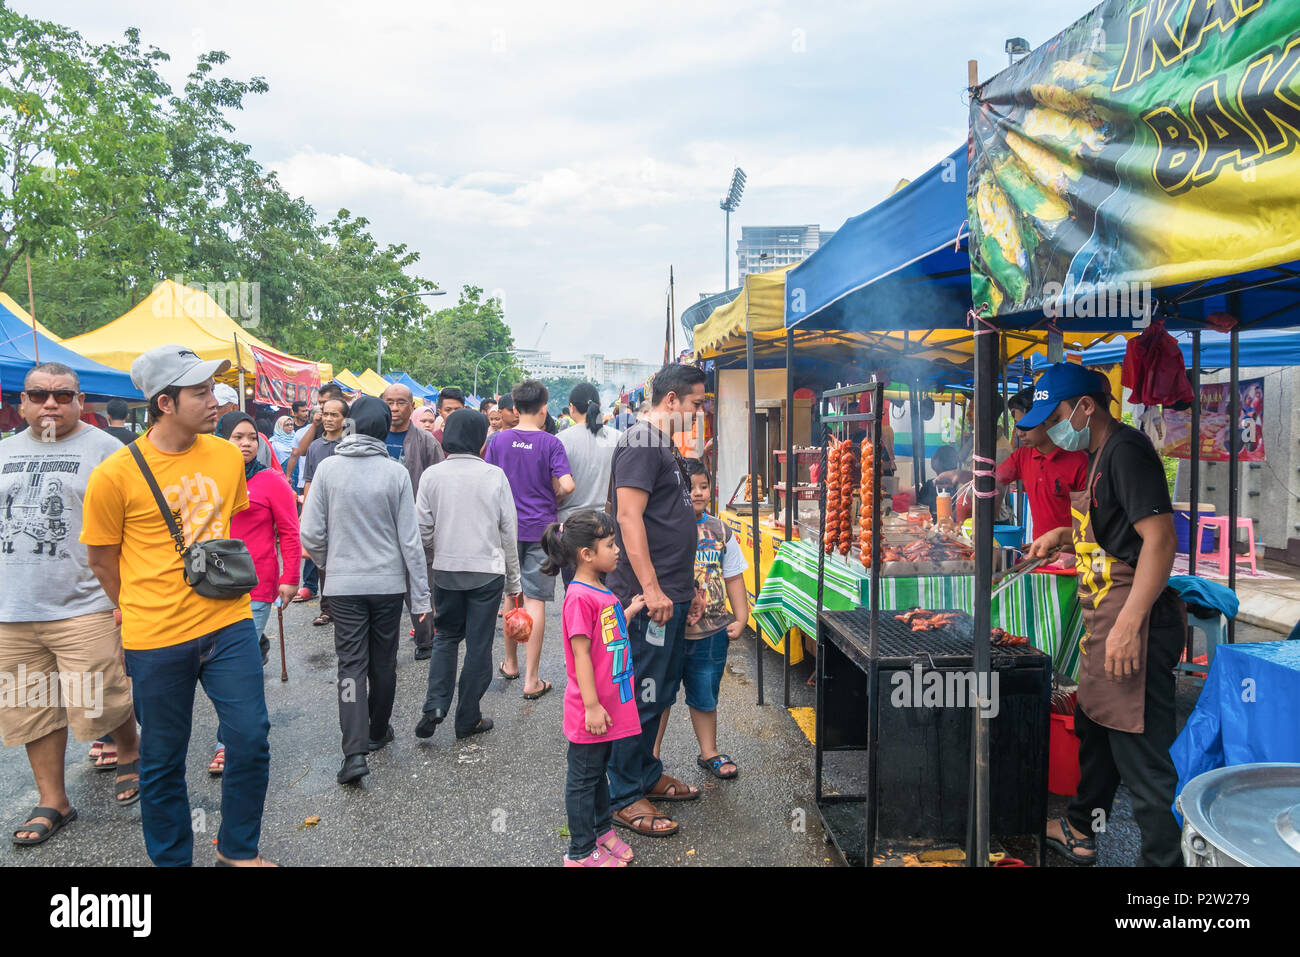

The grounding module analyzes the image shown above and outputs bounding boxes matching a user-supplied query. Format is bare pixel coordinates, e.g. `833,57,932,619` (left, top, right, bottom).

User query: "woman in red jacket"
208,411,302,776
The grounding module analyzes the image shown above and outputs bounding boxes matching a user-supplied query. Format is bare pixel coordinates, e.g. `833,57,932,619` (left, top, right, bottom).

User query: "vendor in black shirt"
1021,363,1184,868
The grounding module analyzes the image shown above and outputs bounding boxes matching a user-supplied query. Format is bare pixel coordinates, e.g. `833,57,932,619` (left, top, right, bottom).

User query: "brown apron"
1069,458,1149,734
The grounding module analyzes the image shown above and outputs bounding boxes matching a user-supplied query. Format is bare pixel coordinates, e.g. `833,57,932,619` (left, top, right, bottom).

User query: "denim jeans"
423,578,504,735
607,600,690,812
301,558,319,596
682,627,730,712
124,617,270,866
566,739,613,859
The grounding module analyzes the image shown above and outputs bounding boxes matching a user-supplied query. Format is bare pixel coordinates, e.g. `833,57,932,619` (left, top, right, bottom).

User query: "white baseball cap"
131,345,231,400
213,383,240,406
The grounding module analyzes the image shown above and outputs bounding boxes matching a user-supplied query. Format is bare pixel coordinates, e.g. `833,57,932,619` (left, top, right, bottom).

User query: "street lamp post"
473,350,514,399
378,289,447,375
720,167,746,290
495,366,510,397
1005,37,1030,67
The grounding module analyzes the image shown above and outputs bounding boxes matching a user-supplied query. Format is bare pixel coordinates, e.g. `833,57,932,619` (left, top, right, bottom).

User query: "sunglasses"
24,389,78,405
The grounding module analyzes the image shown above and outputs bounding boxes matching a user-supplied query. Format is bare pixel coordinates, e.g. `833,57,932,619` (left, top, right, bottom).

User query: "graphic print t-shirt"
385,430,406,463
0,426,123,622
561,581,639,744
687,513,748,638
81,432,251,650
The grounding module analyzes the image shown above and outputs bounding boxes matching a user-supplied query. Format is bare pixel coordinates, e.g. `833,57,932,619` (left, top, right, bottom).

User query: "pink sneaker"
563,847,626,867
597,828,634,863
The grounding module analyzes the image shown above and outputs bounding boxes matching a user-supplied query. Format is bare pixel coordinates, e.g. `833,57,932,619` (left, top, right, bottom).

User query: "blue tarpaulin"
1170,641,1300,822
785,145,971,333
0,302,142,400
1073,328,1300,369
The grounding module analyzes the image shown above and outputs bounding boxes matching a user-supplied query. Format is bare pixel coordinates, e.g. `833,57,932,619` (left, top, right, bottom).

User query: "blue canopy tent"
0,302,142,401
1072,329,1300,369
388,372,435,401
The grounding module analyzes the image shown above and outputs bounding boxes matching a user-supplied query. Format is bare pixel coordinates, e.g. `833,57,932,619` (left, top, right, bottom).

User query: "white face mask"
1047,398,1090,452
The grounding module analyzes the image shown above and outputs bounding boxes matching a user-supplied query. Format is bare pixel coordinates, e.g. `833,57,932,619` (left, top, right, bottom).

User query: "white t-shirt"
0,424,122,622
722,533,749,578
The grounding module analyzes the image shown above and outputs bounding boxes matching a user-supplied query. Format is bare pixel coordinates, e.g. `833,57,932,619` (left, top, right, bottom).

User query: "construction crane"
532,322,549,350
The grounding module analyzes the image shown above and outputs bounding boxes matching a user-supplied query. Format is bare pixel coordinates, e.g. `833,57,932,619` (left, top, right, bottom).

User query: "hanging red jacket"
1121,320,1194,407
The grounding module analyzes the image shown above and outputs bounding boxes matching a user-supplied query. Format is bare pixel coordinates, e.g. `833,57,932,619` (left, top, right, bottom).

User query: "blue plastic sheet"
1170,641,1300,822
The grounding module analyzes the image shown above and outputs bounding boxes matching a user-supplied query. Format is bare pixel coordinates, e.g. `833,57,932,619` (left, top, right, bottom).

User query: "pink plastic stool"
1193,516,1258,576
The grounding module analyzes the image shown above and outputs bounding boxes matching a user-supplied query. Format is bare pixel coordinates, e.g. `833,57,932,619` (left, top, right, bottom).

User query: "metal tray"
1177,762,1300,866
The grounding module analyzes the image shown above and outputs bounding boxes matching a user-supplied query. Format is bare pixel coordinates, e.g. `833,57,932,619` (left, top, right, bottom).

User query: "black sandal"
12,806,77,846
115,760,141,807
1045,814,1097,866
312,613,332,627
697,753,738,779
521,679,552,700
497,663,519,680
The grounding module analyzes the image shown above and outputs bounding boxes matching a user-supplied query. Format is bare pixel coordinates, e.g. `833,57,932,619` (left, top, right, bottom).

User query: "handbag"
129,442,258,600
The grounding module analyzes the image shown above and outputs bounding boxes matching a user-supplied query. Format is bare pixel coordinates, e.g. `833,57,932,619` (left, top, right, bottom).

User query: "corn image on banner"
967,0,1300,318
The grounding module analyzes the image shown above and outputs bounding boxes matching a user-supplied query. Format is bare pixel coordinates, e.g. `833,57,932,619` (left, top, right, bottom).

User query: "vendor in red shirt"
997,389,1088,547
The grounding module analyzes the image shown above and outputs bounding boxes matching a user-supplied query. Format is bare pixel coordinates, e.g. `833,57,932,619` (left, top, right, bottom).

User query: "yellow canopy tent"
62,280,333,382
355,368,391,398
0,291,62,341
691,264,794,356
334,369,364,393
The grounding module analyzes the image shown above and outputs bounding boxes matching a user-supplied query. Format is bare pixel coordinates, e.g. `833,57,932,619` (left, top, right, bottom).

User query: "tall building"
510,350,660,392
736,224,835,280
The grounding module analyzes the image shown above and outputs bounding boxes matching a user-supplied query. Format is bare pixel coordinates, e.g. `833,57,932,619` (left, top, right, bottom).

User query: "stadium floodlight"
720,167,746,289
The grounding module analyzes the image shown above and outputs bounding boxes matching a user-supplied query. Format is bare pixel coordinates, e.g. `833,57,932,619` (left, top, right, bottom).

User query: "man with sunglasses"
1,363,141,847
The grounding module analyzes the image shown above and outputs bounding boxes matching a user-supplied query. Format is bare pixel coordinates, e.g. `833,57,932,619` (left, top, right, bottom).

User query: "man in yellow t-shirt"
82,345,275,868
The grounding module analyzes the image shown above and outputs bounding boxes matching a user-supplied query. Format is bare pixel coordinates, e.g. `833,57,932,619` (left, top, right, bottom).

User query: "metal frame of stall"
811,380,885,865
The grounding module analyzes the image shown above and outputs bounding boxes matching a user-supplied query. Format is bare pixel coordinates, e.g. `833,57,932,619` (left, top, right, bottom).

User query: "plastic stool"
1176,611,1226,684
1193,516,1258,576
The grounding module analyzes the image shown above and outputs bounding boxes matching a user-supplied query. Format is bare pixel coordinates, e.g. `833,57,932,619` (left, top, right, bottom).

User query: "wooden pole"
25,251,38,363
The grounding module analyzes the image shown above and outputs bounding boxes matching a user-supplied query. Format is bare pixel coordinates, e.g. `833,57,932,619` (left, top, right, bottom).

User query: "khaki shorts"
0,610,135,747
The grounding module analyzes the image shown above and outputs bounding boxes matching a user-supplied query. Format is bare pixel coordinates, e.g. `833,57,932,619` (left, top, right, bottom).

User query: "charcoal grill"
815,606,1051,865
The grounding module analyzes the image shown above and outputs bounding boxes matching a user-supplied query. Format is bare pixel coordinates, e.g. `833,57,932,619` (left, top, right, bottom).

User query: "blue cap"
1017,363,1108,430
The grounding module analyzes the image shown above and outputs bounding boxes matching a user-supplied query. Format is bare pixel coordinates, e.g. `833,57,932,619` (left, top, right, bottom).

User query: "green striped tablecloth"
752,539,1083,681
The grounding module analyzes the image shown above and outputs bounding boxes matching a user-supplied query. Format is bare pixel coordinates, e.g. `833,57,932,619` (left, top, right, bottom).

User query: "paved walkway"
0,599,832,867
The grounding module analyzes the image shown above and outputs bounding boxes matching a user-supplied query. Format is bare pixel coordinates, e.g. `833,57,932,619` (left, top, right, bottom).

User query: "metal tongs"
990,546,1062,601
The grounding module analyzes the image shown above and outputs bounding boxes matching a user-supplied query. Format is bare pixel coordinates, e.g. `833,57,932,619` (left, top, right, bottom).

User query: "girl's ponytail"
585,399,602,436
540,522,568,577
568,382,602,436
540,509,618,577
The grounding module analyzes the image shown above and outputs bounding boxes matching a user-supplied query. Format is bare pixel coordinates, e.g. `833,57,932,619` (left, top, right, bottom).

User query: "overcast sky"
26,0,1097,363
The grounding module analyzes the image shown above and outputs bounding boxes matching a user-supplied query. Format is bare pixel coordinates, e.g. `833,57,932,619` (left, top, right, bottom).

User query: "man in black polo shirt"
606,363,707,839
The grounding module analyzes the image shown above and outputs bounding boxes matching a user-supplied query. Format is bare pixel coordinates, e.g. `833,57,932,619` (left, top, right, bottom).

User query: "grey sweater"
299,434,431,613
415,453,522,594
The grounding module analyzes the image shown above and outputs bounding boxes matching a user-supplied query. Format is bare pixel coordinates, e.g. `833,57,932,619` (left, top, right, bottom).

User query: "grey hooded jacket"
298,434,431,613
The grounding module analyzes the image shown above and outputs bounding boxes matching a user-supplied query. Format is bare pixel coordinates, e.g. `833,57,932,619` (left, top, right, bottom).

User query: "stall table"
750,538,1084,681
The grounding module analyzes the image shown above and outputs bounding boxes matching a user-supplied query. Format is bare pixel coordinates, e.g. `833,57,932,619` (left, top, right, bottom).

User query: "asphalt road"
1,597,833,867
4,603,1263,868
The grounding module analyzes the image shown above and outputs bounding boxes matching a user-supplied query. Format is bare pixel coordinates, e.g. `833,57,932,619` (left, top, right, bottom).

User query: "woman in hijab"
298,395,431,785
413,406,438,436
270,414,297,470
413,409,522,742
209,411,302,776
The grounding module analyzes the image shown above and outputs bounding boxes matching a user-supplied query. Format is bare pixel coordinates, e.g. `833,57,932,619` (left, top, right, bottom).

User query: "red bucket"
1048,712,1081,797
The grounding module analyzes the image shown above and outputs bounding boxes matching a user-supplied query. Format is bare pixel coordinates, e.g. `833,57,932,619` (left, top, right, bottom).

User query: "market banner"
1162,376,1265,461
251,345,321,408
968,0,1300,318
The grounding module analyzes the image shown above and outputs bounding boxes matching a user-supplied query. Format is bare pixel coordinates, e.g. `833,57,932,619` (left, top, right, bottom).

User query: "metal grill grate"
821,607,1046,664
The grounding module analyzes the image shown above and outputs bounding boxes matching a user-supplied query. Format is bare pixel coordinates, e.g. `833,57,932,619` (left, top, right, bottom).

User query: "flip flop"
1045,814,1097,866
522,679,552,700
312,613,332,627
497,663,519,681
114,760,141,807
94,746,118,772
208,747,226,777
12,806,77,846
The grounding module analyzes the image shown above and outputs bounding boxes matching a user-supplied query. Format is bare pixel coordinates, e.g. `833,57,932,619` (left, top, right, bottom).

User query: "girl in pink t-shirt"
541,509,644,867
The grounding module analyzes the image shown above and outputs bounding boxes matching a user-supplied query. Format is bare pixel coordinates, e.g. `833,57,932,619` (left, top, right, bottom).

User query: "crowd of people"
1,351,747,867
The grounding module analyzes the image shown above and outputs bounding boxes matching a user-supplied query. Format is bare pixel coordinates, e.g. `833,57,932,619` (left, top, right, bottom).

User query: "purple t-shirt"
484,427,572,541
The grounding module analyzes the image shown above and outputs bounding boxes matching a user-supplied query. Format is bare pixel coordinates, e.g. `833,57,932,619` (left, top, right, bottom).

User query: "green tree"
539,376,599,416
384,285,524,396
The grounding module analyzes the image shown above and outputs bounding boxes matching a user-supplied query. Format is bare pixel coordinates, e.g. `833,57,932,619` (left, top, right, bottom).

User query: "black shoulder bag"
129,442,258,600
